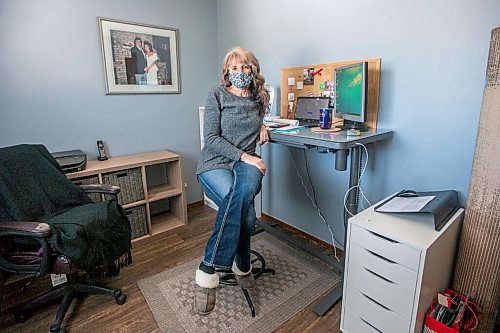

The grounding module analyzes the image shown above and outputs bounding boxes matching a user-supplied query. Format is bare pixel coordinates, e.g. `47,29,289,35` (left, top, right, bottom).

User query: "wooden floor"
0,204,342,333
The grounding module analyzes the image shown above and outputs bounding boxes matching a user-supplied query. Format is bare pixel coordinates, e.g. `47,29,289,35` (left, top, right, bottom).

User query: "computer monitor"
334,61,368,131
295,96,330,126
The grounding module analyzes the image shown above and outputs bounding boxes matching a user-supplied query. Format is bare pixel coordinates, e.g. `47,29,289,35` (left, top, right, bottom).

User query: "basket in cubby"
102,167,145,205
123,205,148,239
71,175,102,203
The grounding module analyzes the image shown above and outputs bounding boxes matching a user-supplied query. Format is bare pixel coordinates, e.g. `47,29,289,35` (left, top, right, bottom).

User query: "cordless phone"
97,140,108,161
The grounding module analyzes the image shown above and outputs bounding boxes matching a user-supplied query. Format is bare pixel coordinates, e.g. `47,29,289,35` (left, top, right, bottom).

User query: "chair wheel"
14,310,32,323
115,293,127,305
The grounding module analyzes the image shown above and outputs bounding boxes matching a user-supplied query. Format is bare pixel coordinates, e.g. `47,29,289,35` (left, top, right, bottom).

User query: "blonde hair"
221,46,270,113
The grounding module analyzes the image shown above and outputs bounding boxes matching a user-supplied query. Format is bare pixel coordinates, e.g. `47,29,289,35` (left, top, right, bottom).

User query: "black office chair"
0,144,132,333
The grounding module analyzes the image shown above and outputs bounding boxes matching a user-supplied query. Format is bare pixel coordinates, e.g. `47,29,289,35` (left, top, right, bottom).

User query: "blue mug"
319,108,333,129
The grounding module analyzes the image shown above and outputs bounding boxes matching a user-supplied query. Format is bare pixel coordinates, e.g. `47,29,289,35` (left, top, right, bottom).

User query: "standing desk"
259,127,393,316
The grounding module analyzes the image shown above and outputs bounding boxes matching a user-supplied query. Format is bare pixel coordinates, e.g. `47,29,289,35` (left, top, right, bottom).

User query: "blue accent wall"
217,0,499,245
0,0,218,203
1,0,499,247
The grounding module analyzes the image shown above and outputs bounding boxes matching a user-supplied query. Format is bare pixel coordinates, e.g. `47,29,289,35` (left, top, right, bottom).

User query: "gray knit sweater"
197,85,264,175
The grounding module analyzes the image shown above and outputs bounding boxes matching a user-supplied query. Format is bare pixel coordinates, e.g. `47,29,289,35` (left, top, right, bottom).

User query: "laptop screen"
295,97,330,124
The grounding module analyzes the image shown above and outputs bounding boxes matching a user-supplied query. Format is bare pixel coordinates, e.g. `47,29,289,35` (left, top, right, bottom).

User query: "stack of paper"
264,117,301,131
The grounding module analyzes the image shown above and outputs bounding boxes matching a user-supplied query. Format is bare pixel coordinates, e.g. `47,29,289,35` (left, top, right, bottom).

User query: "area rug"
138,232,340,333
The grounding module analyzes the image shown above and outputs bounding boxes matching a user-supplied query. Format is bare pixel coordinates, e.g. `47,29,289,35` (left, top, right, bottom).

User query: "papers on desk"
373,190,459,231
264,117,299,128
271,125,306,133
375,196,436,213
264,116,298,125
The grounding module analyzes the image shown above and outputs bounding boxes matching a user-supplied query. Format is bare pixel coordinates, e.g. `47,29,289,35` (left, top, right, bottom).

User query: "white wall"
217,0,500,246
0,0,218,204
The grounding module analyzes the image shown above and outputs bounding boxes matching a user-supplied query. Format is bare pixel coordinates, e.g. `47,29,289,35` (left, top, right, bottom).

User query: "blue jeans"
198,162,263,272
135,73,147,85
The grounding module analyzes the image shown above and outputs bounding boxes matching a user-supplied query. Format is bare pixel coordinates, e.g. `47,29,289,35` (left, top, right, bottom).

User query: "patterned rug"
138,232,340,333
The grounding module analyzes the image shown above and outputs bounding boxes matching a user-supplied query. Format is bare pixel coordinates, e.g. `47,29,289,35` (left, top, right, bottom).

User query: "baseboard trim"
260,213,343,257
187,200,205,209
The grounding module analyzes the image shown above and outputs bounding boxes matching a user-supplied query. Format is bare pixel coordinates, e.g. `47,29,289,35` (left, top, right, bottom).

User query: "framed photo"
98,17,180,94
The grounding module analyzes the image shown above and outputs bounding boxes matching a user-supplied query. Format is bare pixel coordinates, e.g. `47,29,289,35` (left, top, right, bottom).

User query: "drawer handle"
360,318,383,333
368,230,398,243
364,267,395,284
366,249,397,264
116,172,128,178
362,292,392,312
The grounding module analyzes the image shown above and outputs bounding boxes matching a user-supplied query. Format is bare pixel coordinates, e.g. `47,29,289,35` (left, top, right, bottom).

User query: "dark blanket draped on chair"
0,144,132,271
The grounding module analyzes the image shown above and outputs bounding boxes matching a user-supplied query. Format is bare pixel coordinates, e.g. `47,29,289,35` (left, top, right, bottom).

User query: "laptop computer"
295,97,330,126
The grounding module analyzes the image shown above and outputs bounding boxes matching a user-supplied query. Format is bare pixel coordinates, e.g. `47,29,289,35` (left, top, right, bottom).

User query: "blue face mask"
228,72,253,89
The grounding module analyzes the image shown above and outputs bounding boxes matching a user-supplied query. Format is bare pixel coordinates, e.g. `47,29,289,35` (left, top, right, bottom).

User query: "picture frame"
98,17,180,94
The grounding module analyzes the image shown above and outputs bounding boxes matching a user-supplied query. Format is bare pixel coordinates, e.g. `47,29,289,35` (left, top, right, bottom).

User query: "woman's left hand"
259,125,269,145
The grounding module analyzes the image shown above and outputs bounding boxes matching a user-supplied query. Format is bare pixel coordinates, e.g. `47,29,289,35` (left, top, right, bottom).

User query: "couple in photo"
130,37,159,85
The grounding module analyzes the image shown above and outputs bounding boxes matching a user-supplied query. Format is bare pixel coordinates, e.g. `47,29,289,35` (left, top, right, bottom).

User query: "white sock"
232,261,252,275
195,269,219,289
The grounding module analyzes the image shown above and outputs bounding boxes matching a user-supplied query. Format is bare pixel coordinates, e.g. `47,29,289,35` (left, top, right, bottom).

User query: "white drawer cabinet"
340,200,464,333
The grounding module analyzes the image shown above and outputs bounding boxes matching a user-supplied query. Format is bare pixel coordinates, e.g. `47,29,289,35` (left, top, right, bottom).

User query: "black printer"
51,149,87,173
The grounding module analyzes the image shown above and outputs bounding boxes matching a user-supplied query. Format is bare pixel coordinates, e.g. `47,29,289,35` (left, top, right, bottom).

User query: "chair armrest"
0,222,51,238
0,222,52,275
78,184,121,195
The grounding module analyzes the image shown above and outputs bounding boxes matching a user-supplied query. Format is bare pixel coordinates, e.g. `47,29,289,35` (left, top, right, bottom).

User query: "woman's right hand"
240,153,266,175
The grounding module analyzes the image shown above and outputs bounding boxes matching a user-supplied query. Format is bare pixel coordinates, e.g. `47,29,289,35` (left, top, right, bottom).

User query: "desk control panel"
340,201,464,333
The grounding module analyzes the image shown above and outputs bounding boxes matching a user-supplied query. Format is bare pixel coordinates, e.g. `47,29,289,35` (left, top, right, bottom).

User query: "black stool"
219,250,275,317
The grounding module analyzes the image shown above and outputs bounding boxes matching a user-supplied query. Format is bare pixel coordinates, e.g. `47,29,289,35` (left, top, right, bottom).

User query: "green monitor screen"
334,62,368,129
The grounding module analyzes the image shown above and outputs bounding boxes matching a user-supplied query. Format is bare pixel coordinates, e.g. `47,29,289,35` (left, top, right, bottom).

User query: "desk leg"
346,146,362,226
313,146,362,316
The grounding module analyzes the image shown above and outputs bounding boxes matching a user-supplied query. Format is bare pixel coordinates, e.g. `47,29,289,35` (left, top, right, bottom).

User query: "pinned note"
296,81,304,90
288,77,295,86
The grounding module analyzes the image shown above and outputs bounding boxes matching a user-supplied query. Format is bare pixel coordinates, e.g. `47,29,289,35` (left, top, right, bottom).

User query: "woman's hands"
239,126,269,175
259,125,269,145
240,153,266,175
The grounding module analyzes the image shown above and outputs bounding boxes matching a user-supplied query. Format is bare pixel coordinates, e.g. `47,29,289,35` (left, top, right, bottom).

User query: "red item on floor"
423,289,481,333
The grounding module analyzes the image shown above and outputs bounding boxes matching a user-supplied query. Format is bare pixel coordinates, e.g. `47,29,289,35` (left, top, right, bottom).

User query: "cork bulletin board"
280,58,381,129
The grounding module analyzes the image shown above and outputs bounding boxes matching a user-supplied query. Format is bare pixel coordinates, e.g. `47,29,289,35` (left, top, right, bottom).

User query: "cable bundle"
424,288,482,333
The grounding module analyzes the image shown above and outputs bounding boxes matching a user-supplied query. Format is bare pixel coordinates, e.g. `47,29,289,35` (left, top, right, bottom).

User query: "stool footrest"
219,250,274,317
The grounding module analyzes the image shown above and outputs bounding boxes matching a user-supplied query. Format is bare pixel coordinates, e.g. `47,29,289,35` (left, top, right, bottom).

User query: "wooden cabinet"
67,150,187,241
340,198,464,333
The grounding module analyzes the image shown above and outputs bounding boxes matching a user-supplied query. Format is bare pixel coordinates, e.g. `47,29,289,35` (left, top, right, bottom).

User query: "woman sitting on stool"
194,46,270,315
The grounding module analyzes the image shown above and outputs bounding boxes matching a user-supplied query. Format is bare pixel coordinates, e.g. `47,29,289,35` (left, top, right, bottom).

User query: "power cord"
287,147,341,261
343,142,371,218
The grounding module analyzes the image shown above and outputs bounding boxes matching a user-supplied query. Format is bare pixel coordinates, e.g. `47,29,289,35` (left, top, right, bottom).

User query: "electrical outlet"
184,182,188,188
